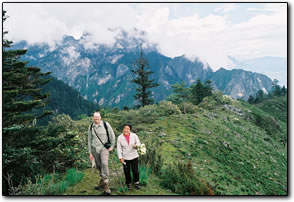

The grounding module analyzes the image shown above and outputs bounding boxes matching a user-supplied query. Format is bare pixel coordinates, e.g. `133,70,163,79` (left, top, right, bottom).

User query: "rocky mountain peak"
13,33,273,107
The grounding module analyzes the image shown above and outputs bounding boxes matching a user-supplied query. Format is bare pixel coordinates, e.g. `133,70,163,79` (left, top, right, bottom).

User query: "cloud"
214,3,240,13
4,3,137,46
3,3,287,71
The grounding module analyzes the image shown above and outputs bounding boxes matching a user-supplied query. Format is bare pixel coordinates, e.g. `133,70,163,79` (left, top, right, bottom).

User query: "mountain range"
228,56,287,87
14,31,274,108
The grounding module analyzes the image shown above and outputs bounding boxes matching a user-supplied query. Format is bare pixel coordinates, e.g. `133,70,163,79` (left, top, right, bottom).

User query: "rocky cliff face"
209,68,273,100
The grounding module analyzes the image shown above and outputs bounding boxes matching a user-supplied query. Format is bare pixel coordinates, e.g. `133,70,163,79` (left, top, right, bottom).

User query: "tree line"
247,79,287,104
167,79,213,105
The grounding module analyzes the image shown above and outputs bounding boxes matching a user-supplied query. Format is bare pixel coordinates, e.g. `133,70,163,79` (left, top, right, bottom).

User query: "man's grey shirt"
88,121,115,154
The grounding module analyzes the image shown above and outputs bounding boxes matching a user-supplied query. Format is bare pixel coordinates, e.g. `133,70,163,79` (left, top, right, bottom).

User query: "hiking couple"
88,112,141,195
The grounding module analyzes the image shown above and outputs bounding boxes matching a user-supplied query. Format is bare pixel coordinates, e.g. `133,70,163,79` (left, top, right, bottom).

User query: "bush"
160,161,214,195
198,96,218,110
158,101,182,116
222,95,234,104
178,102,198,114
198,92,236,110
115,106,159,127
253,112,281,139
138,105,161,123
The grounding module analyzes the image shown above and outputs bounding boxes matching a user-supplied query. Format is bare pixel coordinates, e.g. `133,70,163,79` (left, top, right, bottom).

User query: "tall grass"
139,164,152,186
15,168,84,195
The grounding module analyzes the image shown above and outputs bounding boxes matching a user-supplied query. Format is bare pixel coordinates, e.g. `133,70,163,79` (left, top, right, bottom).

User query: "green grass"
63,95,287,195
65,168,172,195
16,168,84,195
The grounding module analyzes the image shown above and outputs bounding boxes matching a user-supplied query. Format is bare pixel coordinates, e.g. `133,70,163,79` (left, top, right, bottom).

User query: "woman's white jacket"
117,132,141,160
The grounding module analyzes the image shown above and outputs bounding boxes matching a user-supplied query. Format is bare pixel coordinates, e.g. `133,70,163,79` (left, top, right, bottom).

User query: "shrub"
253,112,281,140
160,161,214,195
223,95,234,104
116,109,141,129
178,102,198,114
198,96,218,110
158,101,182,116
138,105,161,123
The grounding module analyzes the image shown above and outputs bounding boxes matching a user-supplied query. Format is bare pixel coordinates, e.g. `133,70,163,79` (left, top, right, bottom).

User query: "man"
88,112,115,195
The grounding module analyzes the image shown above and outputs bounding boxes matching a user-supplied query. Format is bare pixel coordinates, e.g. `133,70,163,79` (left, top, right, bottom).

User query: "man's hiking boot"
103,191,111,196
127,184,132,190
134,182,141,189
103,182,111,194
94,180,104,190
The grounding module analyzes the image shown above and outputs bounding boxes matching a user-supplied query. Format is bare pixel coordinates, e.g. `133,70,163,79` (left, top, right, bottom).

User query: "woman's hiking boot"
134,182,141,189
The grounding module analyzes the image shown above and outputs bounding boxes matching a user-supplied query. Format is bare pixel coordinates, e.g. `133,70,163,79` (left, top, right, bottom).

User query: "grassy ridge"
52,94,288,195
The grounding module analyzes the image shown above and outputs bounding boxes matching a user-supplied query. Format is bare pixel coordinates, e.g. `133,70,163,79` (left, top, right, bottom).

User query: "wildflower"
137,143,146,155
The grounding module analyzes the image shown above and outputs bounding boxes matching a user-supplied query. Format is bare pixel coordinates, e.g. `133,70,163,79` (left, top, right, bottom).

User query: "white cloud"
214,3,240,13
3,3,287,71
4,3,137,46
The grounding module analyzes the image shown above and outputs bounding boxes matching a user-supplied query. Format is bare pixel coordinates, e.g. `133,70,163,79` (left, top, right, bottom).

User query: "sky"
3,2,287,73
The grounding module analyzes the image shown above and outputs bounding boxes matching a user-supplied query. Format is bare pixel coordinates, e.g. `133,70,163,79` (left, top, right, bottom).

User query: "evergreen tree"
247,95,255,104
272,79,282,97
131,47,159,107
254,90,265,103
203,80,213,97
191,79,205,105
281,85,287,96
2,11,60,195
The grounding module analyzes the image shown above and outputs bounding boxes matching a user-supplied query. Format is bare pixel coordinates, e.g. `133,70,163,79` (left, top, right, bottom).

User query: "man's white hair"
93,112,101,117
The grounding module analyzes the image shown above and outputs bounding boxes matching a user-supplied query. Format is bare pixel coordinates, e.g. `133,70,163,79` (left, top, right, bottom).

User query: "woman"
117,124,141,190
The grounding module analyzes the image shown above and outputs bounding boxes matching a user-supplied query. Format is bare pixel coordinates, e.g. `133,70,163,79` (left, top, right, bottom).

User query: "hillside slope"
38,76,99,124
62,93,287,195
254,95,287,123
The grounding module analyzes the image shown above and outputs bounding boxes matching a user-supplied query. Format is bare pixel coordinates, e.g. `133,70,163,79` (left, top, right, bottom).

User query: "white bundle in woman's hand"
137,143,146,155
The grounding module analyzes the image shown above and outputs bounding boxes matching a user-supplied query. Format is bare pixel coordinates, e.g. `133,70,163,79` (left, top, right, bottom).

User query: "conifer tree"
203,80,213,97
2,10,54,195
131,47,159,107
191,79,205,105
272,79,282,97
281,86,287,96
247,95,255,104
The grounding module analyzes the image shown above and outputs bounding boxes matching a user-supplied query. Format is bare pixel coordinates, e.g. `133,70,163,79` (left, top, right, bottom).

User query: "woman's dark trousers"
123,157,139,185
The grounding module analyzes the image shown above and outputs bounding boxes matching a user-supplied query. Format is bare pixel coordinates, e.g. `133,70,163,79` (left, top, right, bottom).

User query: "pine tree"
281,86,287,95
247,95,255,104
191,79,205,105
203,80,213,97
131,47,159,107
272,79,282,97
2,10,53,195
